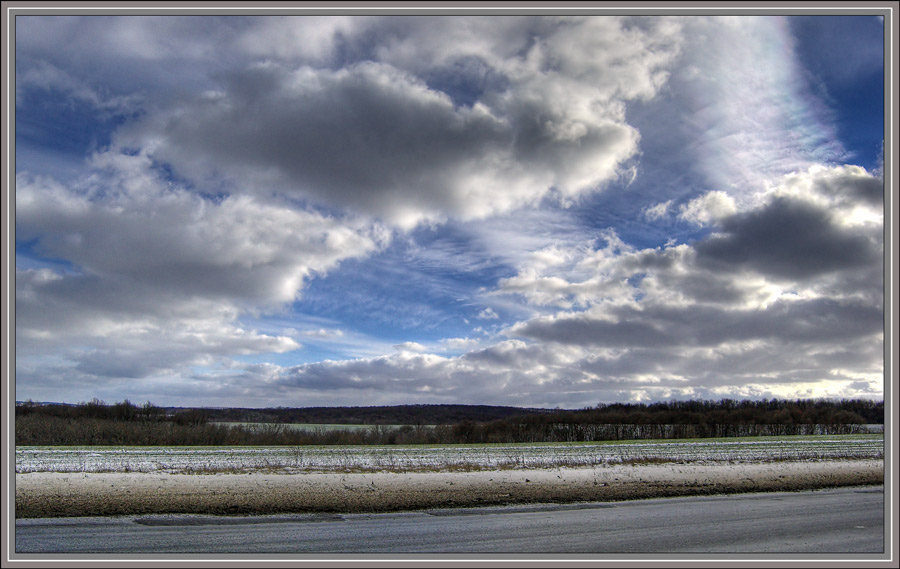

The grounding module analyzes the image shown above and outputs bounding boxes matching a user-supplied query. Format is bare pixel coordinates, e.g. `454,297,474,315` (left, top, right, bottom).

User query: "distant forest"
15,397,884,446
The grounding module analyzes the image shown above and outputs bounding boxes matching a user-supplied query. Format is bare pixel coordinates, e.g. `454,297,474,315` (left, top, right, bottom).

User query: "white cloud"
302,328,345,338
439,337,481,352
643,199,673,221
477,165,883,404
476,308,499,320
768,164,883,227
673,16,848,195
677,190,737,226
492,229,638,310
393,342,429,353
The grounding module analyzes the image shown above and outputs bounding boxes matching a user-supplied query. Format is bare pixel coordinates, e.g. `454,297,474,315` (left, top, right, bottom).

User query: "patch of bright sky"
290,227,509,349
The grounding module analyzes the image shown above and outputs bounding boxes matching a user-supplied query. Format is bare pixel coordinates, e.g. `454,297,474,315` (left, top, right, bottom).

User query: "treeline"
175,403,549,425
19,397,882,426
14,413,463,446
549,398,884,427
14,397,884,446
14,400,549,425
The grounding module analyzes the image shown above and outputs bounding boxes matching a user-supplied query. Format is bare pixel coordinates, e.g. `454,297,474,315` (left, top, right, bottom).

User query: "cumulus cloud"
694,166,883,282
107,16,683,229
228,305,882,407
491,229,639,310
15,151,380,392
695,196,881,280
482,165,882,404
771,164,884,223
509,297,882,349
224,163,883,409
16,162,379,307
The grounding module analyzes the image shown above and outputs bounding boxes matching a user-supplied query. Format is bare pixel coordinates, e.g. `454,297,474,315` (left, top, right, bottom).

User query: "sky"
11,9,890,410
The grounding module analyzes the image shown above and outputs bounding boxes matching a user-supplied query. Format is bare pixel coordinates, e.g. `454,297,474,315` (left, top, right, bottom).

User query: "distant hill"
16,398,885,427
169,404,557,425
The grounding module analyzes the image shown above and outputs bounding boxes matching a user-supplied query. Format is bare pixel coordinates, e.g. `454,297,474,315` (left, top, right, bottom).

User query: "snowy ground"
16,458,884,518
15,436,884,474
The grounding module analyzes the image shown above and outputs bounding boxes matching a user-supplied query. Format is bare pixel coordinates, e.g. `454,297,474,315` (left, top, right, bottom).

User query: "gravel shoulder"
15,459,884,518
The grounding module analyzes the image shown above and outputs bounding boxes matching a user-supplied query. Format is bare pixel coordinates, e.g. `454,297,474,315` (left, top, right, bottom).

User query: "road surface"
14,486,885,555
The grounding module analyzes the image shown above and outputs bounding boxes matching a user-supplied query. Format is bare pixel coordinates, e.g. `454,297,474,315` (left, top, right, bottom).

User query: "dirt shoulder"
15,459,884,518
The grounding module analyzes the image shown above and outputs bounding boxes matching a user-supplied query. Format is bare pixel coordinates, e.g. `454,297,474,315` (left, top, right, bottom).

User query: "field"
209,421,425,432
15,434,885,518
16,434,884,474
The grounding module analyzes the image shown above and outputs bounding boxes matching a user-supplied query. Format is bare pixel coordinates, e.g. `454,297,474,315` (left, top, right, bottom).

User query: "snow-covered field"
16,435,884,474
15,436,884,518
16,459,884,519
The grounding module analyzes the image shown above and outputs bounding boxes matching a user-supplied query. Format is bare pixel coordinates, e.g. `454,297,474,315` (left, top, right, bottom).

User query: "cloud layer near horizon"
14,13,886,408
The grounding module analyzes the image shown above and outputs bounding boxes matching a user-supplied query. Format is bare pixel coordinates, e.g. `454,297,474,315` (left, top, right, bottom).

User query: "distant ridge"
178,404,557,425
16,401,557,425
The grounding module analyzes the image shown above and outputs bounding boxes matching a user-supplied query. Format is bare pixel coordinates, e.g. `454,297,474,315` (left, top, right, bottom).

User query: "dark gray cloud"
117,59,641,228
642,268,747,305
811,167,884,206
140,62,511,223
695,195,881,280
510,314,668,348
511,297,882,350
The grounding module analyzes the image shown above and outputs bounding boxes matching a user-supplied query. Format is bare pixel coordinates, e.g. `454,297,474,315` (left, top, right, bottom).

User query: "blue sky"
12,10,889,409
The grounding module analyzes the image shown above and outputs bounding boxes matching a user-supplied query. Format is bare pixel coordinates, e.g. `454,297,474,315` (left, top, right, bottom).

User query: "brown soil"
15,459,884,518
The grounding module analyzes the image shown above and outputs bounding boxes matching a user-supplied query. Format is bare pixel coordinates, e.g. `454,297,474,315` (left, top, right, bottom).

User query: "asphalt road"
14,486,885,555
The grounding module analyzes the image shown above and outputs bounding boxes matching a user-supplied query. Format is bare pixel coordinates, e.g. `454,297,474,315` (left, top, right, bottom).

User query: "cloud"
16,160,380,307
439,337,481,352
106,16,684,229
302,328,345,338
773,164,884,221
508,297,882,349
643,199,673,221
696,199,880,281
479,165,883,404
15,59,140,114
491,229,639,310
636,16,848,202
393,342,429,353
230,311,882,407
477,308,499,320
15,153,380,388
15,16,256,113
677,191,737,226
